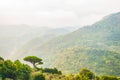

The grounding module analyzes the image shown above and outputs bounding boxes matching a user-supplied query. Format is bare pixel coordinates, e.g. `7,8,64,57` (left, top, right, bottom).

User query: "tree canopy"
1,59,31,80
24,56,43,68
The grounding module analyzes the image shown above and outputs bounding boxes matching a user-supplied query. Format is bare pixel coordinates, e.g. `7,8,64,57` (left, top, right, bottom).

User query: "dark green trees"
14,60,31,80
1,59,31,80
24,56,43,68
43,68,62,74
2,60,17,80
79,68,94,79
74,68,95,80
33,73,45,80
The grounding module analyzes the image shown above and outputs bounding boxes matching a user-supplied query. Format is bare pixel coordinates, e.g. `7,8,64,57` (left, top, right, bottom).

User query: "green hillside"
1,56,120,80
16,12,120,76
53,47,120,76
38,12,120,53
47,12,120,76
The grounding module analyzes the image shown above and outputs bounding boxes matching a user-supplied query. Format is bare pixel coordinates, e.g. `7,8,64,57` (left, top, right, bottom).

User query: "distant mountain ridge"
0,25,79,59
17,12,120,76
1,12,120,76
32,12,120,54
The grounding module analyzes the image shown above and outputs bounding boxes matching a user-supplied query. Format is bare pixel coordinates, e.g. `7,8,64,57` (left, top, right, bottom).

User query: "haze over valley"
0,0,120,80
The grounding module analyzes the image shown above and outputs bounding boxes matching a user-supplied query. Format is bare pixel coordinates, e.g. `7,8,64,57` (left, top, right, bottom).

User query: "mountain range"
0,25,79,59
0,12,120,76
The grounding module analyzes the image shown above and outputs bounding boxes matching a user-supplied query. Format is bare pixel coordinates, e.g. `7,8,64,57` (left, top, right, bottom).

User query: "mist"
0,0,120,28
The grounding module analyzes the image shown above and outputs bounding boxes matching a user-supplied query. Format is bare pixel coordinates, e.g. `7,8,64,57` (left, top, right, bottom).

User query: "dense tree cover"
42,68,62,74
14,60,31,80
52,47,120,76
79,68,95,79
0,56,120,80
16,12,120,76
44,68,120,80
2,60,17,80
0,58,31,80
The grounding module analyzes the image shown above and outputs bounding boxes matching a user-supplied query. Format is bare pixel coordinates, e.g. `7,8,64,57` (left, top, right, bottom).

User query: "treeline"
0,56,120,80
53,47,120,76
0,56,61,80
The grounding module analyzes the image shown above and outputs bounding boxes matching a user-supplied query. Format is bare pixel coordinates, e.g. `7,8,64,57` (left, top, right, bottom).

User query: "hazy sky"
0,0,120,28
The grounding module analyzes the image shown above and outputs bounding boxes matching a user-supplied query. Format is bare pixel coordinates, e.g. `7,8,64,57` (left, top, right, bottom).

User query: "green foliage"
14,60,32,80
74,68,96,80
79,68,94,80
31,72,45,80
74,74,81,80
2,60,17,80
34,73,45,80
44,73,66,80
0,57,4,76
24,56,43,68
15,12,120,76
74,69,119,80
100,76,118,80
53,47,120,76
1,59,31,80
43,68,119,80
42,68,62,74
65,74,75,80
0,57,119,80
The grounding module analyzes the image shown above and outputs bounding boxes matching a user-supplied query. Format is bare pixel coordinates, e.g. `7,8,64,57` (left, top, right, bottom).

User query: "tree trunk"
33,63,36,68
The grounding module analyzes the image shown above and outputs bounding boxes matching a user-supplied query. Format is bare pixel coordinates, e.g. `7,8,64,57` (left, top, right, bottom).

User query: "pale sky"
0,0,120,28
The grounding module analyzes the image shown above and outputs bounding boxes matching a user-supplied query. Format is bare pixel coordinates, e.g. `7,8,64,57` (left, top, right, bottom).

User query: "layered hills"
17,12,120,76
0,12,120,76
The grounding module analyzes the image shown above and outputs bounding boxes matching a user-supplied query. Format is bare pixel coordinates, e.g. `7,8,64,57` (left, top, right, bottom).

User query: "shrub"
100,76,118,80
32,72,45,80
